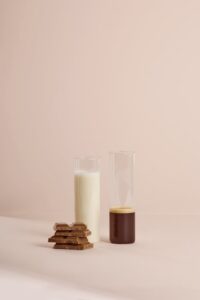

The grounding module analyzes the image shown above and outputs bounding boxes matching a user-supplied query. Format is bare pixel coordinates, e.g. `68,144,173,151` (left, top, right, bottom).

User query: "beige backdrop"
1,0,200,221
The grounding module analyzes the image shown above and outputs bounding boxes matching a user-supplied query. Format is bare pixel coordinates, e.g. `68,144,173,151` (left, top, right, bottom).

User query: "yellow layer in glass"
109,207,135,214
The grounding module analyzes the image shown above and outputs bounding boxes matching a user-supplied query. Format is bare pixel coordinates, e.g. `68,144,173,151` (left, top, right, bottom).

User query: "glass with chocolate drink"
109,151,135,244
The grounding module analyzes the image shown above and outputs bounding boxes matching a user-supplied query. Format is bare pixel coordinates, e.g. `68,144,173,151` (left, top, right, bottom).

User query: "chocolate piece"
71,222,87,230
55,229,91,237
48,236,88,244
54,222,87,232
53,223,70,231
54,243,93,250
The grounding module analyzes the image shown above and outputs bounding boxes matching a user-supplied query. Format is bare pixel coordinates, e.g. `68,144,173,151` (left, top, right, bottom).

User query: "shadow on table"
100,235,109,243
34,242,52,249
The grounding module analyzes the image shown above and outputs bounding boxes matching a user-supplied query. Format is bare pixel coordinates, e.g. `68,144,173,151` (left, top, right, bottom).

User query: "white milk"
74,171,100,243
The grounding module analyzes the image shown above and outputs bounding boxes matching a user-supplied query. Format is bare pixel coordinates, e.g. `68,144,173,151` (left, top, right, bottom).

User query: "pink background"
1,0,200,221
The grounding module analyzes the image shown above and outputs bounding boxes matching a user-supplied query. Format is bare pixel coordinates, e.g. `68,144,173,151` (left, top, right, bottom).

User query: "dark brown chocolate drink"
110,207,135,244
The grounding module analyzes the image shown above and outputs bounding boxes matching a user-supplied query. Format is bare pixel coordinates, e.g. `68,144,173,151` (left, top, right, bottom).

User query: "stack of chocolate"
48,222,93,250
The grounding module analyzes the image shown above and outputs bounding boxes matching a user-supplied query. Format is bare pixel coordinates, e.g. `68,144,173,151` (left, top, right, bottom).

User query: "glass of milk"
74,157,100,243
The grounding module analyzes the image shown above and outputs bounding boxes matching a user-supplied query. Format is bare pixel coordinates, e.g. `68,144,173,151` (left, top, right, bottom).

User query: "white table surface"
0,215,200,300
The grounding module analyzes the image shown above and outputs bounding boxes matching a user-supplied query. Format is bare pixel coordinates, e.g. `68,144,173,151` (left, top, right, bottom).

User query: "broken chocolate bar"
49,222,94,250
54,243,93,250
53,223,70,231
55,229,91,237
48,236,88,244
71,222,87,230
54,222,87,232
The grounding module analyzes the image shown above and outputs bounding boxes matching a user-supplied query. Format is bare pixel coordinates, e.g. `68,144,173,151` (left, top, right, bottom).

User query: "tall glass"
74,157,100,243
109,151,135,244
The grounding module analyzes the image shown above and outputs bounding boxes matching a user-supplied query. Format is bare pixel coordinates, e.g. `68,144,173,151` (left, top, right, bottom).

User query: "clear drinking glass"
74,157,100,243
109,151,135,244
